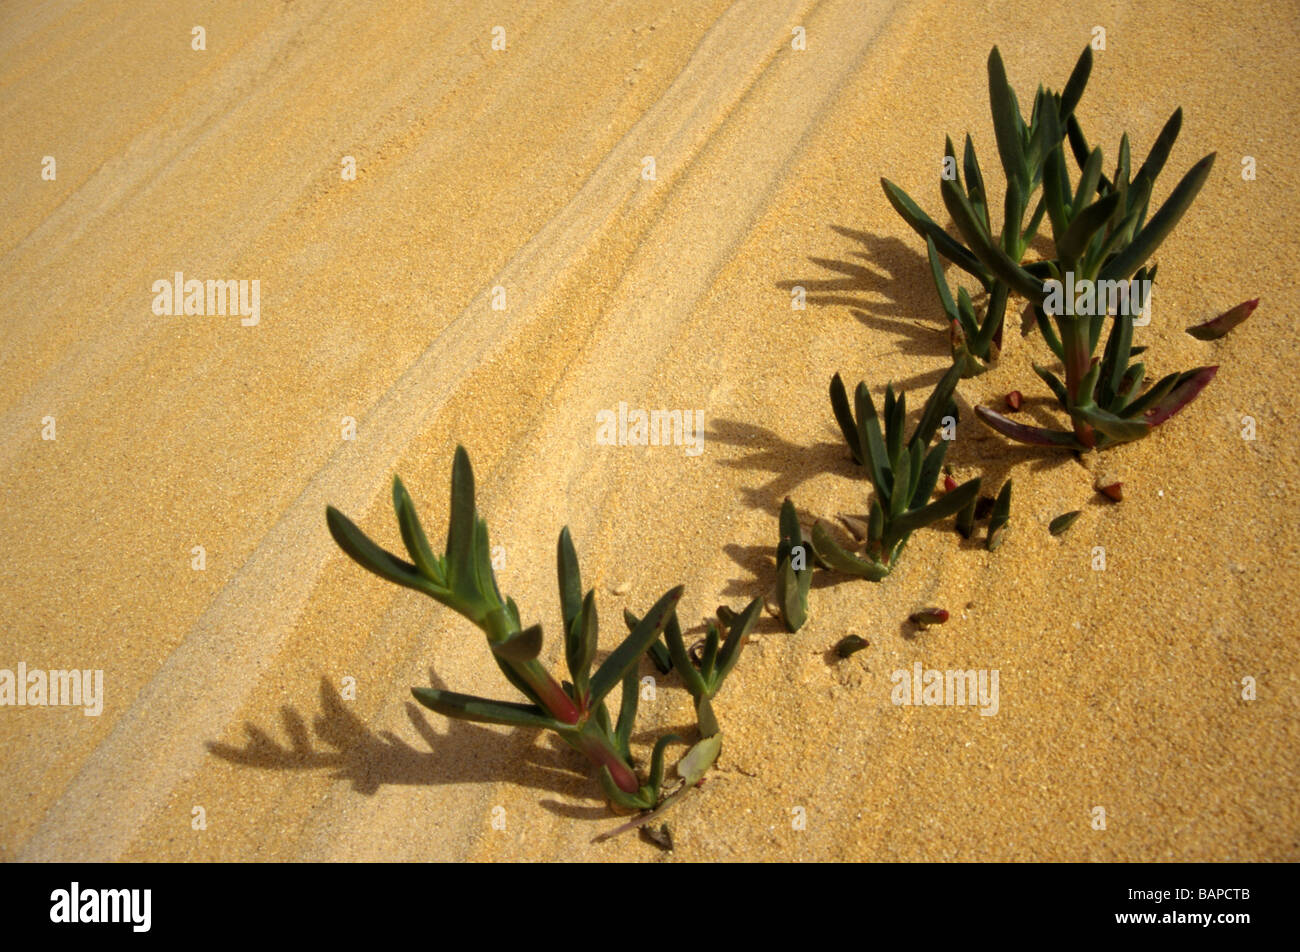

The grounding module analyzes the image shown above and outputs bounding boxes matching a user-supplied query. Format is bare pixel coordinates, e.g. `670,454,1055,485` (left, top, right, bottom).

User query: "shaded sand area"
1,0,1297,861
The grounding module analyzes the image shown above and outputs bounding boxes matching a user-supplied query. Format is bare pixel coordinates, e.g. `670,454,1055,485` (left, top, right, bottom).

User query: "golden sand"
1,0,1296,861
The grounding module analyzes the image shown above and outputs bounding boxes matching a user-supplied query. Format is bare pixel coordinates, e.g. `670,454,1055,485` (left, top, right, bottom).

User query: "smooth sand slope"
1,0,1297,861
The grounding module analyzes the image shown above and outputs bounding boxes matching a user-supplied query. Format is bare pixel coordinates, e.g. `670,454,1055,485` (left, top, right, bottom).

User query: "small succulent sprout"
823,363,981,577
908,607,949,628
1187,298,1260,340
1005,390,1023,411
630,595,762,739
327,445,698,814
943,474,959,493
1095,479,1123,502
776,498,813,632
834,634,870,659
1049,510,1082,536
987,479,1012,551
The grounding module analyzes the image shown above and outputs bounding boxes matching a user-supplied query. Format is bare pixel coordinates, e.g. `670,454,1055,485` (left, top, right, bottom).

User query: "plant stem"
1060,317,1097,447
575,729,641,794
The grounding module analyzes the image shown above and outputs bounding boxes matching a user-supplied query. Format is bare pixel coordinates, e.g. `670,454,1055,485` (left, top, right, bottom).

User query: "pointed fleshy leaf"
913,361,963,449
904,439,925,512
855,382,892,497
890,477,981,540
1073,404,1151,443
926,237,959,323
963,136,990,234
411,687,561,729
975,405,1083,448
1049,511,1082,536
614,667,639,761
392,477,443,584
890,443,912,519
880,178,991,284
1098,153,1216,284
777,497,803,566
490,623,543,662
589,586,684,707
1058,46,1092,120
715,596,760,685
699,622,720,684
829,373,864,465
557,527,583,632
1031,363,1070,408
810,520,890,581
987,47,1027,190
662,610,706,698
566,589,598,691
326,506,434,594
911,441,949,510
1132,108,1183,193
624,608,672,674
1187,299,1259,341
1135,366,1218,426
885,384,904,465
955,491,977,539
777,557,804,632
472,515,502,608
445,446,478,601
956,287,980,342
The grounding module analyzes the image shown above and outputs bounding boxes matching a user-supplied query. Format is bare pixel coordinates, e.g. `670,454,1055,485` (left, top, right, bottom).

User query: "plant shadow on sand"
208,671,596,806
206,670,712,822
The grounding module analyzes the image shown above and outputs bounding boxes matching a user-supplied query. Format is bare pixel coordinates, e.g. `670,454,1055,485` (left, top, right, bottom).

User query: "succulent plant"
969,97,1221,450
325,445,714,813
821,363,982,577
775,498,812,632
625,597,760,738
884,46,1094,375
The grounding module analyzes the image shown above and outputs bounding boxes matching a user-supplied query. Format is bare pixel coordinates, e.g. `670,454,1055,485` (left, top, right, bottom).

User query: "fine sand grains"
1,0,1297,861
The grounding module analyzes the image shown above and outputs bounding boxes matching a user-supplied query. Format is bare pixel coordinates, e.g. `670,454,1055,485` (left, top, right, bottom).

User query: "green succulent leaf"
1098,153,1215,284
392,477,443,584
987,47,1028,191
615,668,639,761
715,597,761,687
829,373,864,465
855,382,892,497
410,688,562,730
880,178,992,284
890,477,981,540
1049,510,1082,536
647,734,685,801
588,586,684,708
491,623,544,662
556,527,583,632
326,505,435,595
810,521,890,581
